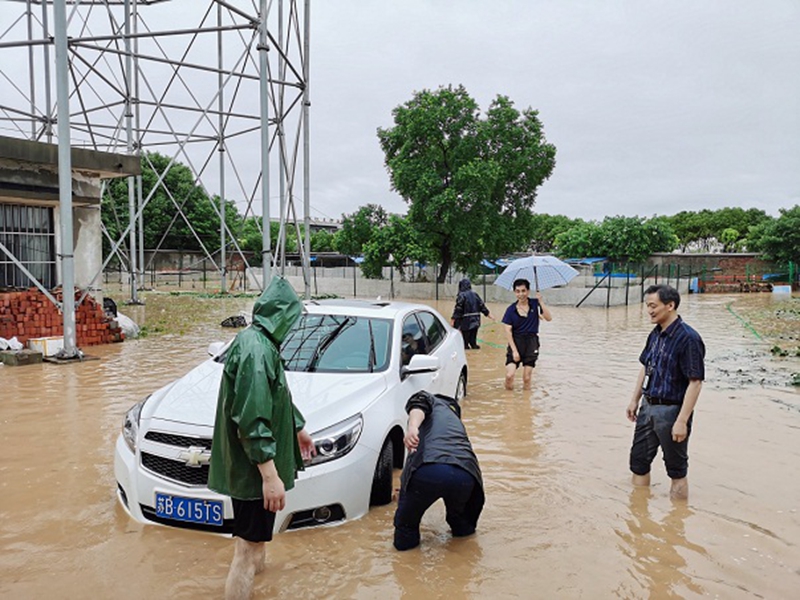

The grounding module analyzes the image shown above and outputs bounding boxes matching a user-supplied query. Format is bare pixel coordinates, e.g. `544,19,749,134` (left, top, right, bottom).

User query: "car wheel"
455,370,467,402
369,437,394,506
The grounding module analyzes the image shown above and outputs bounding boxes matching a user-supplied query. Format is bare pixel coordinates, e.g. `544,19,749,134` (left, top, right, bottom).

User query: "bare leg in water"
225,538,265,600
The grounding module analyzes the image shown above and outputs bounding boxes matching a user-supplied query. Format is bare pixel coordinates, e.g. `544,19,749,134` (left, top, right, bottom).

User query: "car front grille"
145,431,212,450
141,452,210,486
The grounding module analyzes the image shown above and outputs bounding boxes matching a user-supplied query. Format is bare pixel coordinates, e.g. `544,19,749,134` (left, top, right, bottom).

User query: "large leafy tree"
102,151,241,256
378,85,556,282
748,205,800,266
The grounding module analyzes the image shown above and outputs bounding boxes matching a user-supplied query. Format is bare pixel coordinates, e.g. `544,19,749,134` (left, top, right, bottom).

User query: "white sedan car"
114,299,468,534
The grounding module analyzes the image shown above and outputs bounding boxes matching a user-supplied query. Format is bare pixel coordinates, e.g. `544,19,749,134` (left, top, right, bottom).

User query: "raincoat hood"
251,276,303,344
458,278,472,292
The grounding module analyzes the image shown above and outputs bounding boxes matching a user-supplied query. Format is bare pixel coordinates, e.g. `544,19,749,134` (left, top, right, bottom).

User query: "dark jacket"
400,391,485,528
452,278,489,331
208,276,307,500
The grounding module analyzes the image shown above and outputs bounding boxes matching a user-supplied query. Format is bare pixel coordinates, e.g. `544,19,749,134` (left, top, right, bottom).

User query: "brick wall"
0,288,124,347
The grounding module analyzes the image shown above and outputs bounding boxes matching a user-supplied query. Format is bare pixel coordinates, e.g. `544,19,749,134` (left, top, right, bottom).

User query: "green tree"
748,205,800,266
333,204,388,257
102,152,241,256
665,209,716,251
601,216,678,262
719,228,740,252
554,216,677,262
528,213,582,253
711,207,769,250
310,229,335,253
361,214,430,279
666,207,769,251
378,85,556,282
237,218,289,266
553,221,603,259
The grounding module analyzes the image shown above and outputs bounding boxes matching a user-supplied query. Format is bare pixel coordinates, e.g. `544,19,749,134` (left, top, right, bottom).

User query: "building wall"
648,253,774,278
0,134,138,297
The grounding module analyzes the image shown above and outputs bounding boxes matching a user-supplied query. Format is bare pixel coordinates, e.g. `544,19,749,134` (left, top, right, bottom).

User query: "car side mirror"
207,341,225,357
401,354,440,379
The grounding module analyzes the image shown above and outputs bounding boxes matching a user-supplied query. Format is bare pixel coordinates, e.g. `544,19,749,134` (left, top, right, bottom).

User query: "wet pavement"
1,292,798,598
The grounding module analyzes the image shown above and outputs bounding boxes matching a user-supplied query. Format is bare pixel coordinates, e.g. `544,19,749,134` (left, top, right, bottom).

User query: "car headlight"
122,398,147,453
307,414,363,466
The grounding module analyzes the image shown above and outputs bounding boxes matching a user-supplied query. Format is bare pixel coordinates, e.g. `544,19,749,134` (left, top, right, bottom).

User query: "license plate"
155,493,224,526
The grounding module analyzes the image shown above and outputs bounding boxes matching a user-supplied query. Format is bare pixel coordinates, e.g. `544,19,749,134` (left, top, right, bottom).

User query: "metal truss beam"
0,0,312,322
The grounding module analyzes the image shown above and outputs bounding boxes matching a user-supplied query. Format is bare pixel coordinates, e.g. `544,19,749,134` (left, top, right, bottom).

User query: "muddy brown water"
1,292,798,599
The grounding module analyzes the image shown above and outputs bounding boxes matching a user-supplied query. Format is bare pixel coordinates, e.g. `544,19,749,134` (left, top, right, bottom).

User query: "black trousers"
393,463,476,550
462,327,479,349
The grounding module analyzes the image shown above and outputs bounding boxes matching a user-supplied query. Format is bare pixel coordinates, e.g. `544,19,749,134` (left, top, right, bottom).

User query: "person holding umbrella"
501,278,552,390
494,255,576,390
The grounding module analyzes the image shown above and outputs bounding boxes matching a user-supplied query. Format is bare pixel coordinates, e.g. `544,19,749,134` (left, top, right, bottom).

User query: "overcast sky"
1,1,797,224
309,1,800,221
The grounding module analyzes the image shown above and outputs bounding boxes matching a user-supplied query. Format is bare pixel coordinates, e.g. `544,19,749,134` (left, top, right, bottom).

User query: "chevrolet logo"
178,446,211,468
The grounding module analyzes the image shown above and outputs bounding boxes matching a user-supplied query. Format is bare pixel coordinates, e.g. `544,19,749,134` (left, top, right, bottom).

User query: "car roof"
302,298,437,320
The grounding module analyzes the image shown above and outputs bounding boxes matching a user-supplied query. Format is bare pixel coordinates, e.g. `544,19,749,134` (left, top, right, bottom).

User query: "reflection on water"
1,292,798,598
616,487,707,599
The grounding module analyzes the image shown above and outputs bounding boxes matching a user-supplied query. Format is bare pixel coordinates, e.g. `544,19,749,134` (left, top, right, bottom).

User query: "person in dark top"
502,278,552,390
451,278,494,349
393,391,485,551
626,284,705,500
401,331,427,365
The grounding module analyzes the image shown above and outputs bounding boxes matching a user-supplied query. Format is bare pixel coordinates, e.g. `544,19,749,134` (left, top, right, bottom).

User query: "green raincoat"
208,277,306,500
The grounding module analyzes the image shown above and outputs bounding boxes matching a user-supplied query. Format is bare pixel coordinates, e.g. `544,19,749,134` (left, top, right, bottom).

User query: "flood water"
1,292,798,599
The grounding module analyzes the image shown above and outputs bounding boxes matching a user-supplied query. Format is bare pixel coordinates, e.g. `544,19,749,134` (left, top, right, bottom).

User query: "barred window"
0,203,56,289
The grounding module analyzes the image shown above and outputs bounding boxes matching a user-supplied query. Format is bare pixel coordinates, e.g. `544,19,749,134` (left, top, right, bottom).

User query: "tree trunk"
437,241,452,283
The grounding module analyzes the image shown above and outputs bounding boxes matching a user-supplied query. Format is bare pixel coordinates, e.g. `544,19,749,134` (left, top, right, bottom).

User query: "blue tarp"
564,257,606,265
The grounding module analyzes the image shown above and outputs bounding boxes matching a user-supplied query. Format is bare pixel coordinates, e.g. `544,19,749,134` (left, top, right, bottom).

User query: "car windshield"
280,314,392,373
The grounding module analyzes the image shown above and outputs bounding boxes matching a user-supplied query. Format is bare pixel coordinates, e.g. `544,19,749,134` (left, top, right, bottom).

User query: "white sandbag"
115,312,141,338
0,336,24,351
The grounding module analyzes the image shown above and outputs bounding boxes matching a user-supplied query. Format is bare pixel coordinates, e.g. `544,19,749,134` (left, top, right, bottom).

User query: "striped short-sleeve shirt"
639,316,705,403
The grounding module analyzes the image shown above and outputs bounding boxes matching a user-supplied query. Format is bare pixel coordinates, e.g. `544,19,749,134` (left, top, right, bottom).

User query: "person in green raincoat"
208,276,316,600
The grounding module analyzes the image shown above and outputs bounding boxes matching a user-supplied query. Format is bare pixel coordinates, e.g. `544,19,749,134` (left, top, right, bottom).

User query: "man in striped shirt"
626,284,705,500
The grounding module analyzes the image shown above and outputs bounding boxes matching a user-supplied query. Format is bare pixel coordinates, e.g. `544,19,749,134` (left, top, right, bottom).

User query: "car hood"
142,358,389,434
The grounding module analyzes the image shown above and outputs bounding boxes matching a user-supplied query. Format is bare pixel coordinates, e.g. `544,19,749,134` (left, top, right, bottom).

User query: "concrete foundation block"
0,349,43,366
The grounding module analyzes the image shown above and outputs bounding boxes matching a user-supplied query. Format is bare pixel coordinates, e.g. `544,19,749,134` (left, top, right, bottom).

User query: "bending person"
393,391,485,551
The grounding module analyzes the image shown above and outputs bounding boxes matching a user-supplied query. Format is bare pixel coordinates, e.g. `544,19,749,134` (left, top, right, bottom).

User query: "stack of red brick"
0,288,125,347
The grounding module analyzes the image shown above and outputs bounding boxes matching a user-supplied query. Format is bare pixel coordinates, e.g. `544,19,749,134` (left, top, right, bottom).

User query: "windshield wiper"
367,319,376,373
308,316,353,371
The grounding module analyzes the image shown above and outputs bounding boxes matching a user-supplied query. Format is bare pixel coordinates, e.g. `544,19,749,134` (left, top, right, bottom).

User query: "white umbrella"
494,255,579,291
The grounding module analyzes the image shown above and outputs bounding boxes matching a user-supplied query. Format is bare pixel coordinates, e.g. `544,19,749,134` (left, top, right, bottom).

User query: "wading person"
208,277,316,600
393,391,485,551
626,284,705,500
451,278,493,350
502,278,552,390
